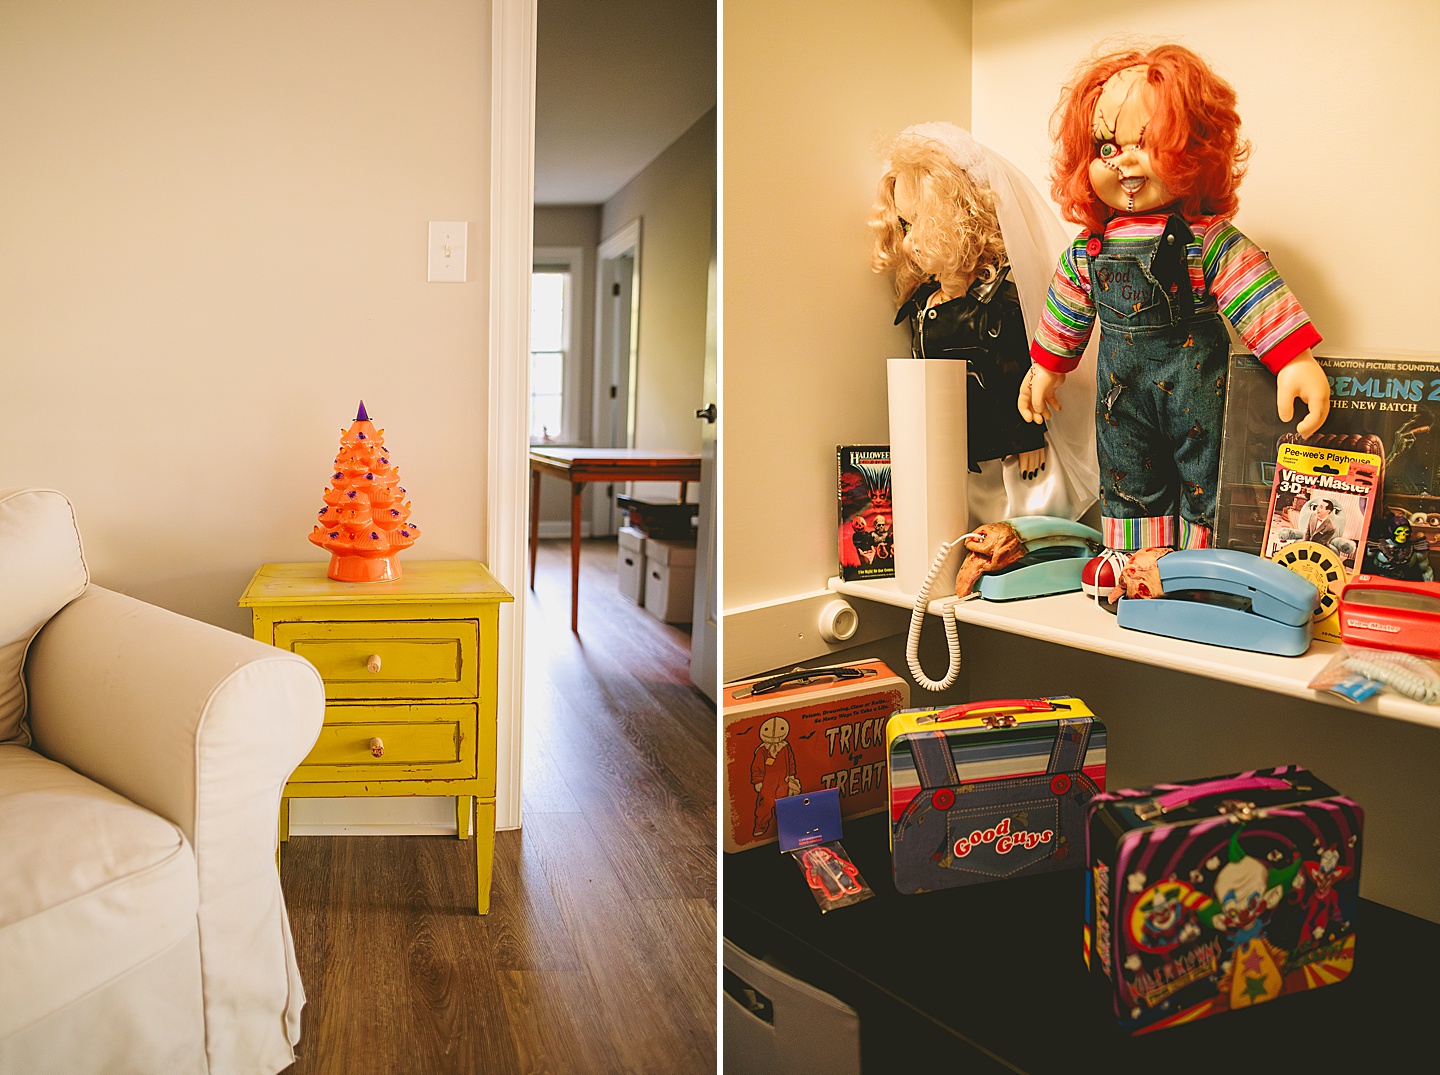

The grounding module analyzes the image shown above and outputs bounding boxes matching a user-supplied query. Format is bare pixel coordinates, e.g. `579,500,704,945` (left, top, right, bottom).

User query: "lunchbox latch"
979,714,1017,729
1217,799,1259,822
1133,799,1163,821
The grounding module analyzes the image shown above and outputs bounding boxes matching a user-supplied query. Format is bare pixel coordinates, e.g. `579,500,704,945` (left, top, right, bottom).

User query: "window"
530,247,584,444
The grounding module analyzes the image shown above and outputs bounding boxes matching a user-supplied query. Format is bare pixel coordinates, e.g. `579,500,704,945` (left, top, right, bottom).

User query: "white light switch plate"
428,221,467,282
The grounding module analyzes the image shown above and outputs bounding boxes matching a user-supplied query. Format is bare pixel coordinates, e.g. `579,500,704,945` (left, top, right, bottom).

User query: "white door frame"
488,0,536,832
689,199,718,700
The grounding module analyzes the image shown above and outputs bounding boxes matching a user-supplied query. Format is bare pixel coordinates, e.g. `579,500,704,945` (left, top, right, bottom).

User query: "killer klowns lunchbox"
1085,766,1363,1035
887,697,1105,893
722,659,909,853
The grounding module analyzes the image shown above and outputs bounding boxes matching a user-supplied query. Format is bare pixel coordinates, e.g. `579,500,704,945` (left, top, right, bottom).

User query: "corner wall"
722,0,975,612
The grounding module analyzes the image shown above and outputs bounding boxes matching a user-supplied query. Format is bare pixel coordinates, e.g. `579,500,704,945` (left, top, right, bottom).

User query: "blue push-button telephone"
1115,548,1321,656
907,515,1101,691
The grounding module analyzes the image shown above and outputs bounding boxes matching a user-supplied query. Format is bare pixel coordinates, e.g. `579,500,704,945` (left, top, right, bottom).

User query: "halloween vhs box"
837,445,894,581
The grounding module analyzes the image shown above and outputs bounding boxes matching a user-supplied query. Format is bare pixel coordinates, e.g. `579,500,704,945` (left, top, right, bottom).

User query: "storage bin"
643,538,696,623
617,525,646,604
616,493,698,540
723,938,861,1075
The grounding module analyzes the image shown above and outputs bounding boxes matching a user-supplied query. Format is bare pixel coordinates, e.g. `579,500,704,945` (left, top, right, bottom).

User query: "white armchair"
0,489,325,1075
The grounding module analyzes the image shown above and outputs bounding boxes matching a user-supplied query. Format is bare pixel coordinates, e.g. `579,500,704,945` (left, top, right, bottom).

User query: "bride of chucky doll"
1018,44,1330,554
871,122,1096,525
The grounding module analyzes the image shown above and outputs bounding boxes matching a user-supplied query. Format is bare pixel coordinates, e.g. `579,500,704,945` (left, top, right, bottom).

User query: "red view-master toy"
1338,574,1440,658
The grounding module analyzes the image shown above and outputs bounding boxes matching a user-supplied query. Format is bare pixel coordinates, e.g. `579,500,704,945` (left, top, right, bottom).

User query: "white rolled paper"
887,357,969,596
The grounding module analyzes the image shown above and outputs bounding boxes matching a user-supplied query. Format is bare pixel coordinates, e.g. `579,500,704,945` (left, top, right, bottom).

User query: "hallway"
279,537,716,1074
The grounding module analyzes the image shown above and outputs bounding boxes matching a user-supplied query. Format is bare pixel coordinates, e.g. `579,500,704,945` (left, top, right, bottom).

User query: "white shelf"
828,575,1440,732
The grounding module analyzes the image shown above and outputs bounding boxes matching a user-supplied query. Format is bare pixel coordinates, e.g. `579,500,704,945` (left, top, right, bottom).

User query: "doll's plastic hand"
1276,350,1330,438
1018,448,1047,482
1019,365,1065,424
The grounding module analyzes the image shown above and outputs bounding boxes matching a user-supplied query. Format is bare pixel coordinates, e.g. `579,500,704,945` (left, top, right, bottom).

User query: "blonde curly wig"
870,125,1006,306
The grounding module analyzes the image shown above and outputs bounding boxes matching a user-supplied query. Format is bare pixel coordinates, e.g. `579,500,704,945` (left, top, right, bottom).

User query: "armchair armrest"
24,584,324,1071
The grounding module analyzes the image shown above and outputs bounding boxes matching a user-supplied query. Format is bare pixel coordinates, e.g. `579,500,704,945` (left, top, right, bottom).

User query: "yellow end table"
240,560,513,914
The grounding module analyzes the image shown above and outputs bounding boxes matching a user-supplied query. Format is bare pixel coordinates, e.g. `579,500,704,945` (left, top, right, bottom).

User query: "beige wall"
533,204,601,526
602,106,716,500
723,0,974,610
0,0,492,635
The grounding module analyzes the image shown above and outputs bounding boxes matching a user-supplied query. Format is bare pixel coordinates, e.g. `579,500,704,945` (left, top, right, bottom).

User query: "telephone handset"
1115,548,1320,656
906,515,1102,691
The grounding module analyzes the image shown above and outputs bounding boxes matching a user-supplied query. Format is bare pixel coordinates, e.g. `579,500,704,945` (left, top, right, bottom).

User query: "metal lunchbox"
886,697,1105,894
723,659,909,853
1085,765,1363,1035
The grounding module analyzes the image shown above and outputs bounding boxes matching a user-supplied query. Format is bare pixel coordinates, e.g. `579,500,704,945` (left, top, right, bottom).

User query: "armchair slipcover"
0,488,325,1075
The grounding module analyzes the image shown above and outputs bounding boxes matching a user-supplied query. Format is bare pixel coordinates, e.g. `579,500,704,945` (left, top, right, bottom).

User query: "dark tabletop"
725,812,1438,1073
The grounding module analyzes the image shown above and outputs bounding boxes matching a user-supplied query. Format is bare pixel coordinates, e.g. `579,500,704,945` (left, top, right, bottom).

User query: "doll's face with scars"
1089,64,1174,216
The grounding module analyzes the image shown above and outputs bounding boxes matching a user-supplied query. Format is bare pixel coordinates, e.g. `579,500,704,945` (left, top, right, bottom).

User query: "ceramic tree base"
327,553,402,583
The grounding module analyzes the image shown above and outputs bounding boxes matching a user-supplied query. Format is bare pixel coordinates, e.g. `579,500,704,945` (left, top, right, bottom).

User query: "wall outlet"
427,221,467,282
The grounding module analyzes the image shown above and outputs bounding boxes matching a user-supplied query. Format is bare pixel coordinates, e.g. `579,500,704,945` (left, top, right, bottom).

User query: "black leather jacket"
896,264,1045,466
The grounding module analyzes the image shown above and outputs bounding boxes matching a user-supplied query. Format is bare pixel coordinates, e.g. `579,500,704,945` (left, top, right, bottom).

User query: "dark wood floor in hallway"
279,537,717,1075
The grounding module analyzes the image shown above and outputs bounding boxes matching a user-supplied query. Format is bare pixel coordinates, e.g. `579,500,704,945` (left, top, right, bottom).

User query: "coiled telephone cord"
906,533,982,692
1344,650,1440,704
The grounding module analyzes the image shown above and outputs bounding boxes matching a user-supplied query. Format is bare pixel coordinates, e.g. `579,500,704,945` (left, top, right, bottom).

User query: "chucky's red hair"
1050,43,1251,233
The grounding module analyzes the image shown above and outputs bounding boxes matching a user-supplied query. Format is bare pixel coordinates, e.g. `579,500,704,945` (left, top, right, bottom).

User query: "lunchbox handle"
1139,775,1292,818
932,698,1058,725
740,665,874,698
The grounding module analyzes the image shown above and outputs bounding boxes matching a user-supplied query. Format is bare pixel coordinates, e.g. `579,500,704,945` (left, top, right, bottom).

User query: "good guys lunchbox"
887,696,1105,893
722,659,909,853
1085,765,1363,1035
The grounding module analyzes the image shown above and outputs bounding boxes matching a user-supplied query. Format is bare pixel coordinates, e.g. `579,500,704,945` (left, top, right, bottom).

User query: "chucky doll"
1018,44,1330,564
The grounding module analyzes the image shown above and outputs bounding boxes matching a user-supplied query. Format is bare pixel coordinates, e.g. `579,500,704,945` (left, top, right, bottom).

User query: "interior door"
592,226,639,538
690,202,718,700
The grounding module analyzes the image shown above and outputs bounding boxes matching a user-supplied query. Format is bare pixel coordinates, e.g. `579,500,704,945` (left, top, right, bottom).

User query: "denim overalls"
1089,214,1229,549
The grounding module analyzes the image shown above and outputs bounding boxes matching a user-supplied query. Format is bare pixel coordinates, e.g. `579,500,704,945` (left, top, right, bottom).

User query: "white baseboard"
721,589,910,683
286,795,516,836
536,520,594,540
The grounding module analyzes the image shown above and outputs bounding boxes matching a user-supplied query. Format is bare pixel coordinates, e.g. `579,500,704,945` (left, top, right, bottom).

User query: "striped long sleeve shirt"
1030,214,1321,375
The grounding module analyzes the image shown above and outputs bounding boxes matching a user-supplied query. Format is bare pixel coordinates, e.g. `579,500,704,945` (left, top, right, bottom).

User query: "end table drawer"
275,620,479,700
291,703,491,786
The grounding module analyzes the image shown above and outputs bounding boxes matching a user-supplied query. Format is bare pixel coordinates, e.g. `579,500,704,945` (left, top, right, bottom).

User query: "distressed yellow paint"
242,560,512,915
275,620,478,700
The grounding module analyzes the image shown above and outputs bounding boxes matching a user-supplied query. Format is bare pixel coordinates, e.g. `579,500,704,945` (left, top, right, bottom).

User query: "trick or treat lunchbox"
887,697,1105,894
1084,765,1363,1036
722,659,909,853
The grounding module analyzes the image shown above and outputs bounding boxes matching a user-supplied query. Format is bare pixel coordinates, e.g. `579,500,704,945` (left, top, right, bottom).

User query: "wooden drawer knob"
369,737,385,758
366,654,383,674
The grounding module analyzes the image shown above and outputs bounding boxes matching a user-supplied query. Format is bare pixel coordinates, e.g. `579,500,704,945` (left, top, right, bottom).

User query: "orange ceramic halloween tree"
310,402,420,582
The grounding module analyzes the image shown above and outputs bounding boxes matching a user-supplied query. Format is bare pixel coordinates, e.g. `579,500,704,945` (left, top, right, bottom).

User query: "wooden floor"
279,538,717,1075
